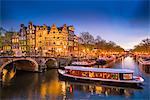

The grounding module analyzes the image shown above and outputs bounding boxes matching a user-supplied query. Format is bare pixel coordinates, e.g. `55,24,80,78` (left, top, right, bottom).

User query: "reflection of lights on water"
61,82,66,95
40,80,62,99
69,85,73,93
105,91,108,96
61,82,66,100
124,90,132,97
121,57,124,69
123,57,135,70
95,86,102,94
2,69,8,81
2,69,16,82
40,83,47,98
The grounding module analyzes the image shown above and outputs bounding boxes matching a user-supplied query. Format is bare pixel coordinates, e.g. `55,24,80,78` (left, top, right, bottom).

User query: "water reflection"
2,67,16,83
64,81,135,96
1,56,150,99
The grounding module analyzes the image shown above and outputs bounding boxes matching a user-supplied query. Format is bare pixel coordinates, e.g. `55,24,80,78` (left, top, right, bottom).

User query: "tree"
95,35,102,43
79,32,95,45
133,38,150,53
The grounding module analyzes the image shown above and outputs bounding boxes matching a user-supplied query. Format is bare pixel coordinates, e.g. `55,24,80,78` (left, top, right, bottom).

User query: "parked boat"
58,66,144,85
96,56,115,66
96,59,107,66
71,60,96,67
138,57,150,65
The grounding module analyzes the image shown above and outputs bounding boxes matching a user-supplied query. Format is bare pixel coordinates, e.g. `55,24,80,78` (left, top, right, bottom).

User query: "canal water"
0,56,150,100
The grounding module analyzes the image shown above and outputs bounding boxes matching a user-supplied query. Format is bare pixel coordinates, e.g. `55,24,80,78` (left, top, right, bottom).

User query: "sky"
1,0,150,50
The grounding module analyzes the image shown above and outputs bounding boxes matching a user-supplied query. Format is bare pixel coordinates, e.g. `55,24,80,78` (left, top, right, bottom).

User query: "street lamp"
0,50,3,56
35,47,38,57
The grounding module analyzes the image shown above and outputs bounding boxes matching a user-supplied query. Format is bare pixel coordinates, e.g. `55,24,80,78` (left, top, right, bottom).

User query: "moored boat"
58,66,144,85
71,61,96,67
138,57,150,65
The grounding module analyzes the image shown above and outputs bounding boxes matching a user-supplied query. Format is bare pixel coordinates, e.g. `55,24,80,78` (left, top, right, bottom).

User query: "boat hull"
59,74,143,89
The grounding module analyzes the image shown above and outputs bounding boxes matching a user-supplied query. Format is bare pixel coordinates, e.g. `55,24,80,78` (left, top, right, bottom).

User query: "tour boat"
58,66,144,85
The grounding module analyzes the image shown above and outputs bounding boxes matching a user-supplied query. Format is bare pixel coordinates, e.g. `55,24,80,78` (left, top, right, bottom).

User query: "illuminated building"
36,24,48,56
1,22,79,57
26,22,36,55
48,24,69,56
45,24,78,56
11,33,20,56
19,24,27,54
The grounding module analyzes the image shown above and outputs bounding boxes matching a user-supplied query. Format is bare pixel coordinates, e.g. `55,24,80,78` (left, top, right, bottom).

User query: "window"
39,33,42,37
81,71,89,77
53,42,55,44
53,31,55,33
57,37,59,39
123,74,132,80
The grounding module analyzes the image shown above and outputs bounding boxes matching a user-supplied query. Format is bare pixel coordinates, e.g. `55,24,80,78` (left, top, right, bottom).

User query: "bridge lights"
0,50,3,56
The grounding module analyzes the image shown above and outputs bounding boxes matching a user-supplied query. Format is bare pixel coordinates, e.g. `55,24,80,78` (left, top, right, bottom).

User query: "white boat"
58,66,144,84
138,58,150,65
71,61,96,67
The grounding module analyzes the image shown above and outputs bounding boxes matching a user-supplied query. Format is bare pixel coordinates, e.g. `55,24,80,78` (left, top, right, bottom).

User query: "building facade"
2,32,13,54
19,24,27,53
1,22,79,57
36,24,48,56
26,22,36,55
12,33,21,56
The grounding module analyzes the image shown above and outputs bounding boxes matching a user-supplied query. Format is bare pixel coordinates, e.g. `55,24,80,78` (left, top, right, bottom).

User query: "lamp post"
35,47,38,57
0,50,3,56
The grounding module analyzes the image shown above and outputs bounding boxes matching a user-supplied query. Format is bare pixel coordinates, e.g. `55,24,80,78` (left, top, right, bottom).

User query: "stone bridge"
0,56,72,81
0,56,60,72
0,56,72,80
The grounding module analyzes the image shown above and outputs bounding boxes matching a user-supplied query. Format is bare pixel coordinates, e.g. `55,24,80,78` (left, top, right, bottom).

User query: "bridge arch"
0,58,39,72
44,58,58,68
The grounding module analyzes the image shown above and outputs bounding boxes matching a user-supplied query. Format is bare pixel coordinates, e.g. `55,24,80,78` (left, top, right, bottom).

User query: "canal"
0,56,150,99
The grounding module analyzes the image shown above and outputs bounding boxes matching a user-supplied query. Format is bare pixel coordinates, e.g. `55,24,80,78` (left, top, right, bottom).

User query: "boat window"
67,70,119,80
94,72,103,78
89,71,95,78
123,73,132,80
81,71,89,77
111,73,118,80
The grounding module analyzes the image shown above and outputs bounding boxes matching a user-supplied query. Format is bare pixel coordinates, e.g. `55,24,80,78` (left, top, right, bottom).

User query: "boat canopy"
65,66,134,73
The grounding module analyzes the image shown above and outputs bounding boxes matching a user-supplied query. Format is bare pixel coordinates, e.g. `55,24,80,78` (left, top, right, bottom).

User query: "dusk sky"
1,0,150,50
